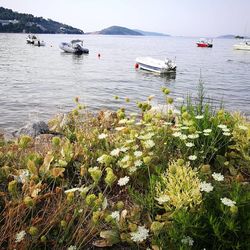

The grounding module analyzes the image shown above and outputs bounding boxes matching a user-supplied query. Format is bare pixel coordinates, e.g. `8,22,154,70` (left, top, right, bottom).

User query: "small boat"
196,38,213,48
26,34,38,44
233,41,250,51
135,57,176,74
26,34,46,46
59,40,89,54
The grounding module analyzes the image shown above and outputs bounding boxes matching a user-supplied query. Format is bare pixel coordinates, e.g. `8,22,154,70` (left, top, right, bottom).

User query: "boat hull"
233,44,250,51
136,57,176,74
59,43,89,54
197,43,213,48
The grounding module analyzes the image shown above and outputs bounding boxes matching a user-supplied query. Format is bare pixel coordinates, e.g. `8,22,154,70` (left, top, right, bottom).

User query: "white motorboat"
135,57,176,74
59,40,89,54
26,34,38,44
26,34,46,46
233,41,250,51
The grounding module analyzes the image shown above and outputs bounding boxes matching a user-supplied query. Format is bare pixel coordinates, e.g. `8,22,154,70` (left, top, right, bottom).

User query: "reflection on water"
0,34,250,131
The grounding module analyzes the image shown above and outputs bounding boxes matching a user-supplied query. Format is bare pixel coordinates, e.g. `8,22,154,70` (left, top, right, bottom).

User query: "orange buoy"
135,63,139,69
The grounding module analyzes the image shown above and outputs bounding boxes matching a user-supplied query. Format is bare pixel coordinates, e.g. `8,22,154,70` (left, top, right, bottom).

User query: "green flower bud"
105,168,117,186
200,164,211,174
88,167,102,184
66,192,74,203
167,97,174,104
143,156,151,165
230,205,238,215
40,235,47,242
52,137,61,147
60,220,67,229
116,201,124,210
24,196,35,208
8,180,17,195
29,226,38,236
150,221,164,235
86,194,97,206
19,135,32,149
177,159,185,166
92,211,102,224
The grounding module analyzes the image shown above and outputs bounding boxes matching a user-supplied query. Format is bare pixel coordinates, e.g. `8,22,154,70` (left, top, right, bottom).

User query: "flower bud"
29,226,38,236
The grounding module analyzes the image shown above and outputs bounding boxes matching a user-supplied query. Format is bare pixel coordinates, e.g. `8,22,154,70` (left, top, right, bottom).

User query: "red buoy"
135,63,139,69
98,53,101,58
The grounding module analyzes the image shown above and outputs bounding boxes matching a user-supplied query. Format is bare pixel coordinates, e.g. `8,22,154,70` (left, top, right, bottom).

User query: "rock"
13,121,50,138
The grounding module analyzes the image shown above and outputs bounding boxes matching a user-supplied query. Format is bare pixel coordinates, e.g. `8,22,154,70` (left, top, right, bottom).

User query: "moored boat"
59,40,89,54
26,34,38,44
233,41,250,51
196,38,213,48
135,57,176,74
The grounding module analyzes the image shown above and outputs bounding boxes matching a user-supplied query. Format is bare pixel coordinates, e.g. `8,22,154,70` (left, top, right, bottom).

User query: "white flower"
221,197,236,207
222,128,230,132
188,134,199,139
181,236,194,246
111,211,120,222
121,155,130,163
200,181,214,193
195,115,204,119
223,132,231,136
188,155,197,161
144,140,155,149
203,129,212,133
15,230,26,243
78,209,83,213
238,125,248,130
155,194,170,205
17,169,29,184
110,148,120,156
218,124,227,129
186,142,194,147
130,226,149,242
67,246,77,250
126,139,134,144
98,133,107,139
204,133,210,136
97,155,106,163
172,132,182,137
181,126,189,130
212,172,224,181
180,134,188,140
134,151,143,158
134,160,143,167
120,147,129,152
118,176,130,186
164,122,173,126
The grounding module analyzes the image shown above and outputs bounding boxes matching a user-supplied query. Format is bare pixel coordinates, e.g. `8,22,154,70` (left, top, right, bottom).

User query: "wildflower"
204,133,210,136
144,140,155,149
164,122,173,126
222,128,230,132
97,155,105,164
186,142,194,147
111,211,120,222
119,119,127,124
203,129,212,133
115,127,126,131
134,159,143,167
133,151,142,158
181,126,189,130
110,148,120,157
126,139,134,144
130,226,149,242
188,134,199,139
188,155,197,161
67,246,77,250
155,194,170,205
180,134,188,140
223,132,231,136
181,236,194,246
195,115,204,119
15,230,26,243
118,176,130,186
172,132,182,137
239,125,248,130
200,181,214,193
121,155,130,163
98,133,108,139
218,124,227,129
212,172,224,181
120,147,129,152
221,197,236,207
17,169,29,184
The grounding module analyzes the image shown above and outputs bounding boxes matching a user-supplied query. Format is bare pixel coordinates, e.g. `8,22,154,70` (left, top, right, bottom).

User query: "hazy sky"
0,0,249,36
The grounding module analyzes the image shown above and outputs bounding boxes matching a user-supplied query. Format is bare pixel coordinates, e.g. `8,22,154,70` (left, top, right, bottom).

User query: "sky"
0,0,250,37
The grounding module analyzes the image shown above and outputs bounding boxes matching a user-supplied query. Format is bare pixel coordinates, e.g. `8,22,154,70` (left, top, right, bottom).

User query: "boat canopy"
71,39,83,44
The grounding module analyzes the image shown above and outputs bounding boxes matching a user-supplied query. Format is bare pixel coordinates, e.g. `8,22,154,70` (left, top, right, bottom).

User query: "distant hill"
94,26,143,35
217,35,235,39
133,29,170,36
0,7,84,34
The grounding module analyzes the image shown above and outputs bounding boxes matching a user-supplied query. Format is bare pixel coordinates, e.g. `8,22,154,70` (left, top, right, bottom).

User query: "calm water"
0,33,250,131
